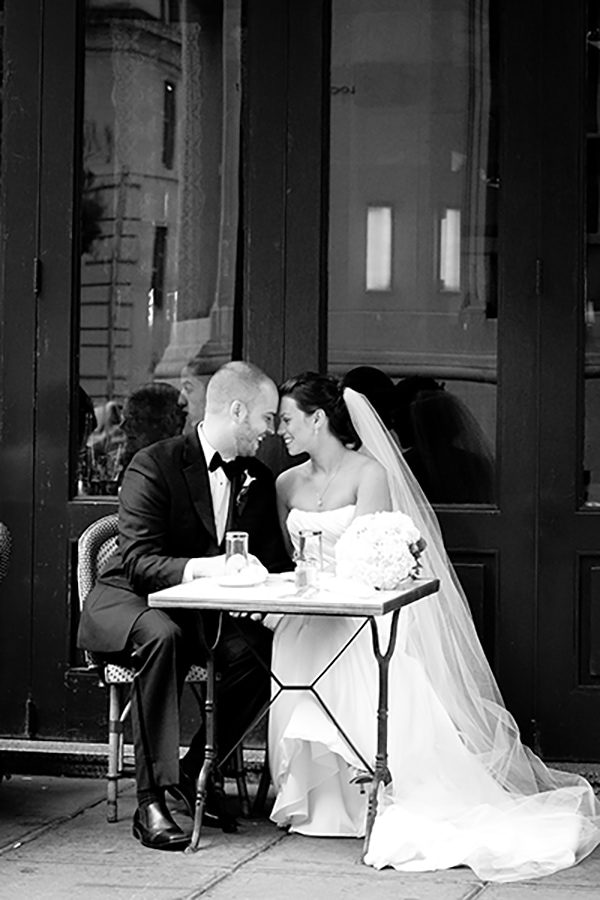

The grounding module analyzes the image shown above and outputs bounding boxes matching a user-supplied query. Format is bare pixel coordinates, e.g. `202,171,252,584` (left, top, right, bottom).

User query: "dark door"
0,0,306,743
536,1,600,759
0,0,44,738
319,0,542,741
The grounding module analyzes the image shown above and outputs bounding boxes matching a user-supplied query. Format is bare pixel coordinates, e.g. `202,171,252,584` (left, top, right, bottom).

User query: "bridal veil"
343,386,600,873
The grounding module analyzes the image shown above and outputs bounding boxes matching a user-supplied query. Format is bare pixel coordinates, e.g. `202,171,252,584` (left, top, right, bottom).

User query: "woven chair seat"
104,662,208,684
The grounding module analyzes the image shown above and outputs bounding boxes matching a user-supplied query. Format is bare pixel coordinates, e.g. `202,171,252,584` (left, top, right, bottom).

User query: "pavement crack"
178,830,289,899
462,883,490,899
0,794,106,856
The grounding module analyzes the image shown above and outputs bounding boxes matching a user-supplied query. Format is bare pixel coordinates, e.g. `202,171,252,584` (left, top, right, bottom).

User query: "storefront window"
76,0,241,496
329,0,498,505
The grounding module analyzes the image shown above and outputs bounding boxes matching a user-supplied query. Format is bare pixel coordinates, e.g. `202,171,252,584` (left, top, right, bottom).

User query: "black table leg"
363,608,401,859
187,652,217,853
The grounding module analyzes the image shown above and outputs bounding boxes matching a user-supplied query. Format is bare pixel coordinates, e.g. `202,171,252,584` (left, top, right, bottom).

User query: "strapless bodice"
286,505,356,572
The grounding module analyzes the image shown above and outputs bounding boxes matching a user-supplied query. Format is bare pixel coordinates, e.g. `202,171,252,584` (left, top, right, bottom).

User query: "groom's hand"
184,555,267,622
183,554,227,581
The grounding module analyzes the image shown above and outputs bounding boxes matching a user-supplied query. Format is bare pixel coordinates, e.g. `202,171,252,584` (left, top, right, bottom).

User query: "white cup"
225,530,249,574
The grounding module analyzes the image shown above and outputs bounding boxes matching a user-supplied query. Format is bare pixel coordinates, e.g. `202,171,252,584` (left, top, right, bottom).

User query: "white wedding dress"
268,504,600,882
269,505,374,837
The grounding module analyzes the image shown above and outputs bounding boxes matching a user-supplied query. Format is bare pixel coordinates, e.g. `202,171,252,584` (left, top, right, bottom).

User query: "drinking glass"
294,529,323,591
225,530,249,574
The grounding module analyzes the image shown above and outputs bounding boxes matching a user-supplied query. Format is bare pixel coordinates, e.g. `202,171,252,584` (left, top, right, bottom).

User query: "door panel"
34,0,84,737
537,0,600,758
0,0,43,737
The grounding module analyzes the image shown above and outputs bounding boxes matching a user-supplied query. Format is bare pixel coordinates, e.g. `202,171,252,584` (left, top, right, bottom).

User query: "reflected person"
342,365,396,432
392,376,495,503
179,356,207,432
118,382,187,477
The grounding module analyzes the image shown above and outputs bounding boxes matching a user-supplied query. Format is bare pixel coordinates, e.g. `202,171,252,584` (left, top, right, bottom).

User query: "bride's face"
277,395,316,456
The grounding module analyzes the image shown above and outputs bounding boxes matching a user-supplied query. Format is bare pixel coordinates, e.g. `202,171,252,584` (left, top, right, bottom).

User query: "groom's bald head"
202,361,278,458
205,361,275,414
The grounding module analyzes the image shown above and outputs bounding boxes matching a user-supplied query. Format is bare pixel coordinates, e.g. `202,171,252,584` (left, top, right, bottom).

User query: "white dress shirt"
182,425,234,582
198,425,233,544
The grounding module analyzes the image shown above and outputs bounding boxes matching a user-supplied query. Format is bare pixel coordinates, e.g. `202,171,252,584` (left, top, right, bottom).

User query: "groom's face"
234,382,278,457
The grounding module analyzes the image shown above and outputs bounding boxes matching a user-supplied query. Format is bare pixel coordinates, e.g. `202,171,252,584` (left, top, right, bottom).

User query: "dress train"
268,505,600,882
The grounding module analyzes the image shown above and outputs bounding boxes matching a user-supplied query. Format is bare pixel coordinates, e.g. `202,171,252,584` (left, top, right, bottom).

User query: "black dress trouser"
128,606,273,793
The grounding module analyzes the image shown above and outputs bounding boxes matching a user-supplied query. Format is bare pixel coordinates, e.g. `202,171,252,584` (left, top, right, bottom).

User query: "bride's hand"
229,611,266,622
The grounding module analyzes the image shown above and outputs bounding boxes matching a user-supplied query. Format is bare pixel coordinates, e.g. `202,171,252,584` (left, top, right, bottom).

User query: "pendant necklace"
315,459,344,509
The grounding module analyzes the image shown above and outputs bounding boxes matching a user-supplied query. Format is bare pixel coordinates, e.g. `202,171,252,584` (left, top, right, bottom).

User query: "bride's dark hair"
279,371,360,448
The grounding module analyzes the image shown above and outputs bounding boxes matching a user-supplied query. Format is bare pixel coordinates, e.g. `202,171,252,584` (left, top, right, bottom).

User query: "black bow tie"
209,452,243,481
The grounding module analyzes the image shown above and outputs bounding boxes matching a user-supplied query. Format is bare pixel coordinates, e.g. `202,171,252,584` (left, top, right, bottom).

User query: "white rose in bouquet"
335,511,426,590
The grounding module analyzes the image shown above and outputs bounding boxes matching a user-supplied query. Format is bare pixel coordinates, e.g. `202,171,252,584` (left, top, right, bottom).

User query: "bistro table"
149,572,440,855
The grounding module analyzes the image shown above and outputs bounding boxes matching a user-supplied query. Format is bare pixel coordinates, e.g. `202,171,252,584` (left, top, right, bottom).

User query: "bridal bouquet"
334,511,426,590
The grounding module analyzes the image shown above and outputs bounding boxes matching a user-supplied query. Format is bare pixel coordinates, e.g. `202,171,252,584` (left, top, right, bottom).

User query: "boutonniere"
236,470,257,512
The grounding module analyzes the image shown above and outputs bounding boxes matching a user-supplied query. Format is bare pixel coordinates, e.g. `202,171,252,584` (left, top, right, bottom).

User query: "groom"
78,361,291,850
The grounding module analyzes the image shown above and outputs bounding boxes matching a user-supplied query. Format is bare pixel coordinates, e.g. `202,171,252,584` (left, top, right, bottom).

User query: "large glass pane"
329,0,498,504
76,0,241,496
585,1,600,506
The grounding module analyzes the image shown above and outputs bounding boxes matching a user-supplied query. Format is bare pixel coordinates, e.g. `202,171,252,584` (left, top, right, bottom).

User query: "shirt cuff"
182,559,196,583
182,556,225,581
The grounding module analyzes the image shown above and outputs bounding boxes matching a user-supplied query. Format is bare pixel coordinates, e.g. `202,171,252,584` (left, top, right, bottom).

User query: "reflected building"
328,0,499,466
79,0,241,412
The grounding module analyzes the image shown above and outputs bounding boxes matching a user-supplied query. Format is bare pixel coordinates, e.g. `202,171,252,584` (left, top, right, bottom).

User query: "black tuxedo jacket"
77,430,291,655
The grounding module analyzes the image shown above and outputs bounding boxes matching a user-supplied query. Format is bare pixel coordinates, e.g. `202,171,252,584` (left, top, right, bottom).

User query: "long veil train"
343,386,600,879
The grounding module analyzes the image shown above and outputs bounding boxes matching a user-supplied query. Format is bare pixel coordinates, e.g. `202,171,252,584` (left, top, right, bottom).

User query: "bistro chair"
0,522,11,585
77,513,252,823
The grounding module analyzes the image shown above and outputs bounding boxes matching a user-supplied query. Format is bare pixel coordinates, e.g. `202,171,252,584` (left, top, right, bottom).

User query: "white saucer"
218,566,268,588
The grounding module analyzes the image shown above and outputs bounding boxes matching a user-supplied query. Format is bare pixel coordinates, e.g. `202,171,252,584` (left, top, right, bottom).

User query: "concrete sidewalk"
0,774,599,900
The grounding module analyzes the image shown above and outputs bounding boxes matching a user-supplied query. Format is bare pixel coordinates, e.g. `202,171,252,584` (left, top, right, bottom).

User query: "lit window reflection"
366,205,393,291
440,208,461,293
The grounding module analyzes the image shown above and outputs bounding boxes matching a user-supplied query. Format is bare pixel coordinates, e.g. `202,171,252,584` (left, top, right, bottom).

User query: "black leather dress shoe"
132,801,189,851
168,768,238,833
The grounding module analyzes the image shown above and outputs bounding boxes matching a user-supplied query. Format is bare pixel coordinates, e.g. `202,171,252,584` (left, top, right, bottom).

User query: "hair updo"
279,371,360,448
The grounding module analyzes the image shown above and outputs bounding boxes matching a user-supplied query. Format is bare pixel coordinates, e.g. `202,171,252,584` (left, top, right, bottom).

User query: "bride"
268,371,600,882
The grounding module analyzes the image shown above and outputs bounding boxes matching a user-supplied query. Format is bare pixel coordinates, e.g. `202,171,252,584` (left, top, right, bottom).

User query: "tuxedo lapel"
181,431,218,543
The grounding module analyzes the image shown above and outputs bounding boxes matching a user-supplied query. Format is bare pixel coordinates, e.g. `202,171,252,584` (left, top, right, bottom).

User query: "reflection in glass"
119,382,187,476
366,205,393,291
392,377,495,504
76,0,241,496
329,0,498,503
440,209,461,293
585,2,600,506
